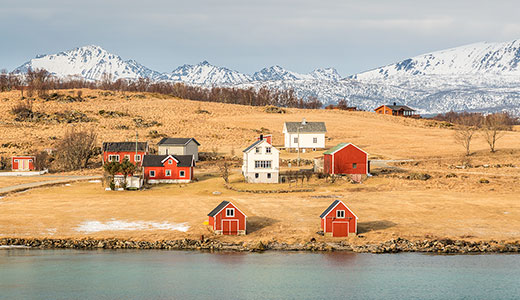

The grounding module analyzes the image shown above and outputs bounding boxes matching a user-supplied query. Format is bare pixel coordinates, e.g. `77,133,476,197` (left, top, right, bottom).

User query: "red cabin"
208,201,247,235
320,200,358,237
102,142,148,166
11,156,36,171
142,154,194,184
323,143,368,175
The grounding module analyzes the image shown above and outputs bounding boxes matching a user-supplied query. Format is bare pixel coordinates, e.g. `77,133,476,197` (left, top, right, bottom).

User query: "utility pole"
297,126,303,166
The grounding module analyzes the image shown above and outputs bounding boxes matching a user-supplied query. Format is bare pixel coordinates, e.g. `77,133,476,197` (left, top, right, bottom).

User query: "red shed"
11,156,36,171
208,201,247,235
320,200,358,237
323,143,368,175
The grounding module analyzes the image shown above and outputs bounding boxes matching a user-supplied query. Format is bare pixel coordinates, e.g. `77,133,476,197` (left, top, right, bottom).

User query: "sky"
1,0,519,76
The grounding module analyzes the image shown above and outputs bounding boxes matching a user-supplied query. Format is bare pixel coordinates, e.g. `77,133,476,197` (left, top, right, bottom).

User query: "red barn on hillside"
208,201,247,235
323,143,368,175
142,154,194,184
11,156,36,171
320,200,358,237
102,142,148,166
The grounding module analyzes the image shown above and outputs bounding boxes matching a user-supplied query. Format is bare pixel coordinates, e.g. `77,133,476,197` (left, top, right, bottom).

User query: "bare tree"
454,113,482,156
218,161,231,183
55,127,99,170
482,113,511,152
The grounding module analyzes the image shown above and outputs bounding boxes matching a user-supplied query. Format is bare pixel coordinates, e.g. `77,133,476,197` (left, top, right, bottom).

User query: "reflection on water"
0,249,519,300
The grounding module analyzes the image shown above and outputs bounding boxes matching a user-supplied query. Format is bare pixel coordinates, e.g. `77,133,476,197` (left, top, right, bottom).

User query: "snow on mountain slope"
252,66,312,81
14,45,163,81
165,61,252,85
309,68,342,81
353,40,520,82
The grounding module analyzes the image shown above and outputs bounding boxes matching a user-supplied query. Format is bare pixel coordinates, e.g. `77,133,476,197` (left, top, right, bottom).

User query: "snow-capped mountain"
165,61,252,85
251,66,341,81
14,45,164,81
353,40,520,82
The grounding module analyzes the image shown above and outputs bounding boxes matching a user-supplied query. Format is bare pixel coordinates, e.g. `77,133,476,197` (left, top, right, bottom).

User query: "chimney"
259,134,263,141
302,118,307,125
393,102,396,106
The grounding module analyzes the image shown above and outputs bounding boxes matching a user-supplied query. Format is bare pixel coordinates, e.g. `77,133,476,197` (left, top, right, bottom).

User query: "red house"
323,143,368,175
142,154,194,184
208,201,247,235
320,200,358,237
11,156,36,171
102,142,148,166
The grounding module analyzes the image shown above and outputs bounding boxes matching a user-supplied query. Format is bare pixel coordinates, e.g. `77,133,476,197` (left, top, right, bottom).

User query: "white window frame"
255,160,272,169
14,159,19,163
226,208,235,217
109,155,120,162
179,170,185,177
313,137,317,144
336,210,345,218
255,173,259,178
266,147,271,154
168,159,173,164
135,154,141,162
267,173,271,179
165,170,171,176
149,170,156,177
294,137,298,143
255,147,260,153
124,154,130,161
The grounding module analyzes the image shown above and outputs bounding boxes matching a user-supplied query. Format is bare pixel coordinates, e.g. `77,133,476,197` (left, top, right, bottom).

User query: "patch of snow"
88,180,102,183
0,245,30,249
74,220,190,233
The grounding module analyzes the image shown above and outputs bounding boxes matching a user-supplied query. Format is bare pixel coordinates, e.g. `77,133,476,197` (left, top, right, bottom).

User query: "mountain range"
12,40,520,115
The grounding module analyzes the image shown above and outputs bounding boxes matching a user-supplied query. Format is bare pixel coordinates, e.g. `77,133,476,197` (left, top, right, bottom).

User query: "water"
1,249,519,300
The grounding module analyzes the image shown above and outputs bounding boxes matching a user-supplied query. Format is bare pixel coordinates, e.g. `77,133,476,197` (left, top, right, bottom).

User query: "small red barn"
320,200,358,237
323,143,368,175
11,156,36,171
142,154,194,184
208,201,247,235
102,142,148,166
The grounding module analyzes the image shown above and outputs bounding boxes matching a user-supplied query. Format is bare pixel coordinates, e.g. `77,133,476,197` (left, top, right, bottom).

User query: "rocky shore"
2,237,520,254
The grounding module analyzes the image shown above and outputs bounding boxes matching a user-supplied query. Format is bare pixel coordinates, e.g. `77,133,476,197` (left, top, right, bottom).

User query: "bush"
479,178,490,184
264,105,286,114
55,128,99,170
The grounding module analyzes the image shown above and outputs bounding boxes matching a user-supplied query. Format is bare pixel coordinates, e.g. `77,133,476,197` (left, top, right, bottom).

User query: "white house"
157,137,200,161
242,138,280,183
283,119,326,151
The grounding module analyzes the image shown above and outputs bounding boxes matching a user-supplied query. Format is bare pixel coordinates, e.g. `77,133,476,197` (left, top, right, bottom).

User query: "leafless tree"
218,161,231,183
454,113,482,156
55,127,99,170
482,113,512,152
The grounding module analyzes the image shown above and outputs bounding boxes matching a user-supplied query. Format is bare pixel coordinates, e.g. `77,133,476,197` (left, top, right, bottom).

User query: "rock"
212,191,222,195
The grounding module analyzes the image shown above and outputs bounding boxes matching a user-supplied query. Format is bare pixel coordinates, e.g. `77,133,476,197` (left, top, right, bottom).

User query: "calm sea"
1,249,519,300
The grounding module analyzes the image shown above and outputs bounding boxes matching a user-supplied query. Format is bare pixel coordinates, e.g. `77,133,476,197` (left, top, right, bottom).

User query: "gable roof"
320,200,358,219
284,121,326,133
157,137,200,146
103,142,148,152
323,143,368,156
142,154,194,167
208,201,248,218
376,104,415,112
243,139,279,153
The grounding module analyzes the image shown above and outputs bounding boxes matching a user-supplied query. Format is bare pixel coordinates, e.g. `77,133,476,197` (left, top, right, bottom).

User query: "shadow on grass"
247,216,279,234
357,220,397,234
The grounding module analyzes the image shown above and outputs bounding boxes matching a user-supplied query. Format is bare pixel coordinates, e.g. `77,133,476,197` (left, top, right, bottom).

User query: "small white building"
283,119,326,151
157,137,200,161
242,138,280,183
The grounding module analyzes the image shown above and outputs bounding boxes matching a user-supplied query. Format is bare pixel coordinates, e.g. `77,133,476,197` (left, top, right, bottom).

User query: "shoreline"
2,237,520,254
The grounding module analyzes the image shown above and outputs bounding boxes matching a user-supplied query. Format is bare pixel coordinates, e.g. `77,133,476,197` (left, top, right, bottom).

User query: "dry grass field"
0,88,519,245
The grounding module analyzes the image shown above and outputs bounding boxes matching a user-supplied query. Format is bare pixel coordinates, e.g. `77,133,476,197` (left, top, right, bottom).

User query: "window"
353,163,357,169
266,147,271,154
166,170,171,176
28,159,33,162
149,170,156,177
255,160,272,168
14,159,18,163
180,170,185,177
255,147,260,153
226,208,235,217
255,173,259,178
168,159,173,164
336,210,345,218
124,154,130,161
135,154,141,162
294,137,298,143
108,155,120,162
313,137,317,144
267,173,271,179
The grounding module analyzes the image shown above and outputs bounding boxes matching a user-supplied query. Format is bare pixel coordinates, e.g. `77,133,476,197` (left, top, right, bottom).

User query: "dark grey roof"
157,137,200,146
243,139,263,153
285,121,326,133
103,142,148,152
142,154,194,167
386,105,415,111
208,201,230,217
320,200,340,218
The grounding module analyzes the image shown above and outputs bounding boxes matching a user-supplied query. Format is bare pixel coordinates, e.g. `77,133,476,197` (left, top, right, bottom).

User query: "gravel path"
0,175,103,196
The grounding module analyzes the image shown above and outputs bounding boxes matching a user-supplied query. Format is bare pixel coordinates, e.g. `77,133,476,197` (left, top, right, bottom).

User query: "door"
222,219,238,235
21,159,28,171
332,221,349,237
